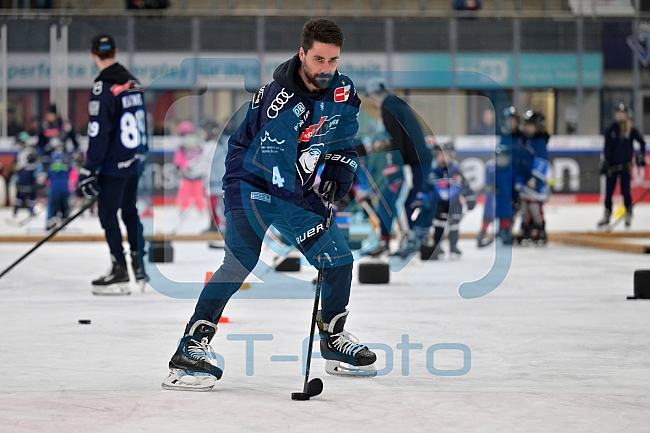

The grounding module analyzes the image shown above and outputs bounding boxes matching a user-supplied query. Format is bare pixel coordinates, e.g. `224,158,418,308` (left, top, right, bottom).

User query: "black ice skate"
476,230,494,248
532,228,548,245
449,245,462,257
624,207,632,228
317,310,377,377
162,320,223,391
597,209,611,228
92,258,131,295
130,251,148,292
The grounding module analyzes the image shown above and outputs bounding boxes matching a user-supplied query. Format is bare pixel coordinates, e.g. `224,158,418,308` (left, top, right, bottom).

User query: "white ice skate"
161,369,217,392
92,282,131,296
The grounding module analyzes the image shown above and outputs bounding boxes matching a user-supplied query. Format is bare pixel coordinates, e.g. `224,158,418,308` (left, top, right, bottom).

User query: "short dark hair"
301,19,344,53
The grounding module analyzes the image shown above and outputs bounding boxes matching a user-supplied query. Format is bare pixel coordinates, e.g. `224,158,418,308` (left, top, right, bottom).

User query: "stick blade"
307,378,323,397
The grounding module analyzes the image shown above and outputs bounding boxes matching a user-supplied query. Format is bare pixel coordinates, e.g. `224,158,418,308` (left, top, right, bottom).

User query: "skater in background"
198,119,223,235
45,151,71,230
173,121,207,220
481,106,522,246
598,102,646,228
356,135,405,257
77,34,148,295
12,148,40,220
514,110,550,244
422,140,476,260
365,77,434,260
162,19,377,391
36,103,79,167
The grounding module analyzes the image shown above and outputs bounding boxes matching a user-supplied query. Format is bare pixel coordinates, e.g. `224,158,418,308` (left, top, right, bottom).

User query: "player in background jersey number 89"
78,34,149,296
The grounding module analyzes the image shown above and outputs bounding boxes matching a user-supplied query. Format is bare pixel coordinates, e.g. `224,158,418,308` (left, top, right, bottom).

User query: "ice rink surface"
1,204,650,432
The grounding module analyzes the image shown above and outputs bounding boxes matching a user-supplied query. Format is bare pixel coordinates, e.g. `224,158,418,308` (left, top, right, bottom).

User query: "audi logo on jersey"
266,88,294,119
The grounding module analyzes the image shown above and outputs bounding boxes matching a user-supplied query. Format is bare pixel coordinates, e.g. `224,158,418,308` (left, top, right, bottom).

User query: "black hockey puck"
78,319,91,324
358,262,389,284
633,270,650,299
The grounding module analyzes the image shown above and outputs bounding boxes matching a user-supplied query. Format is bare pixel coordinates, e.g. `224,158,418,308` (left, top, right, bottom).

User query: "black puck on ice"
78,319,91,324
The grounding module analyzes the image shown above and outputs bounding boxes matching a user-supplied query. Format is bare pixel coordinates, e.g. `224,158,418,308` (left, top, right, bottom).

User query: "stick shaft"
0,197,98,280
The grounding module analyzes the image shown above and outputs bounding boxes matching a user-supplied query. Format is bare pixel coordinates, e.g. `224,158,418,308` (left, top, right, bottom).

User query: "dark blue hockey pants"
187,207,353,332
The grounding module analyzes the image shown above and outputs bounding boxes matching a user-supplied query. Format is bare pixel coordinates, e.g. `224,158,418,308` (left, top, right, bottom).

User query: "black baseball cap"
91,34,116,52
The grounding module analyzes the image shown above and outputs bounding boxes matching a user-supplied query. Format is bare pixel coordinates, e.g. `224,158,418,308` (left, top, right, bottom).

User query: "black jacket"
603,122,646,167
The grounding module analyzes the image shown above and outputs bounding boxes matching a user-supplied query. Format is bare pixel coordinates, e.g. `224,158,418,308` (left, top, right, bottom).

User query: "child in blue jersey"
77,34,148,295
45,151,70,229
515,110,549,244
162,19,377,392
422,140,476,260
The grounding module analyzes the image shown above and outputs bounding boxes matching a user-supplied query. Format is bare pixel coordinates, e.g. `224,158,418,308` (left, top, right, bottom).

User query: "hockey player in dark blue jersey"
421,141,476,260
77,34,148,295
162,19,377,392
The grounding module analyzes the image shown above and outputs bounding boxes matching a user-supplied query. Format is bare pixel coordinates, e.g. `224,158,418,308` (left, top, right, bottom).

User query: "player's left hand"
319,162,355,202
636,152,646,167
77,167,100,199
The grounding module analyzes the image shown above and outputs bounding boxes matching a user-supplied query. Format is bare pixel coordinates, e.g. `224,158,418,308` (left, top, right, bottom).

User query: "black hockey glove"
599,160,609,176
318,154,358,202
636,152,646,167
77,167,100,199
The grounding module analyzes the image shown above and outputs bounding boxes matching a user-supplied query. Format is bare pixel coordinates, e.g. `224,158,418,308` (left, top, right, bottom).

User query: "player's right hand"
77,167,100,199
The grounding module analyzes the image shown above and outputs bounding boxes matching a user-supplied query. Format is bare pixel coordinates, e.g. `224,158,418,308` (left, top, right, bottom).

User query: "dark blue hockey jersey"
224,54,360,219
85,63,147,178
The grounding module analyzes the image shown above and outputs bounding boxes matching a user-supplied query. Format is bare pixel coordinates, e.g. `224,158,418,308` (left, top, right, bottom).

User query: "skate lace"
331,330,365,356
187,337,217,363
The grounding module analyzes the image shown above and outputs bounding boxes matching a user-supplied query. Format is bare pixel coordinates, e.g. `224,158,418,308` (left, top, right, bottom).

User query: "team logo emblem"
267,88,294,119
92,81,103,95
297,142,325,185
334,85,351,103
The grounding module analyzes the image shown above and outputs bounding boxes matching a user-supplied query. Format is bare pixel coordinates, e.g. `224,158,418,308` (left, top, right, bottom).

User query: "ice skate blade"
92,282,131,296
161,369,217,392
325,360,377,377
137,279,150,293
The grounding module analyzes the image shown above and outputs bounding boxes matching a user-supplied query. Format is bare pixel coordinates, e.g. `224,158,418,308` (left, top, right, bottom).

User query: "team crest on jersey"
334,85,351,103
252,85,266,109
92,81,103,95
297,142,325,185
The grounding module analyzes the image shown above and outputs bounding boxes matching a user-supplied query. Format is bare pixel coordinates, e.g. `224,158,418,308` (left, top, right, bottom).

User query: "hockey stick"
0,196,98,281
605,186,650,232
291,184,336,401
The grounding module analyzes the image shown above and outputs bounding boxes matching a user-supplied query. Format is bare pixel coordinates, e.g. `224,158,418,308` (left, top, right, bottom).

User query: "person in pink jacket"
173,121,207,213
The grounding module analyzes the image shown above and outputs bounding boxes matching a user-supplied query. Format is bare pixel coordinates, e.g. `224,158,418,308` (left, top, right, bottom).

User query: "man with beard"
162,18,377,392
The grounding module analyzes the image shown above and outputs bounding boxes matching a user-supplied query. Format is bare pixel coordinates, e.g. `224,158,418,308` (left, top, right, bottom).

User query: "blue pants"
187,204,354,332
97,174,143,267
47,191,70,221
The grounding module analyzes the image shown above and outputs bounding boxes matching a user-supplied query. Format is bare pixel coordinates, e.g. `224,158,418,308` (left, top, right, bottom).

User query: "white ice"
0,203,649,432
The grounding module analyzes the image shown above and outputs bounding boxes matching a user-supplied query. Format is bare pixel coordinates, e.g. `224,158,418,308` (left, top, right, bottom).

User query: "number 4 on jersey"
272,166,285,188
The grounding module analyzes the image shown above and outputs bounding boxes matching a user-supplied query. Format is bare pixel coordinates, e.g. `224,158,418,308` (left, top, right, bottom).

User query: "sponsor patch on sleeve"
251,85,266,109
334,85,351,103
88,101,100,116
